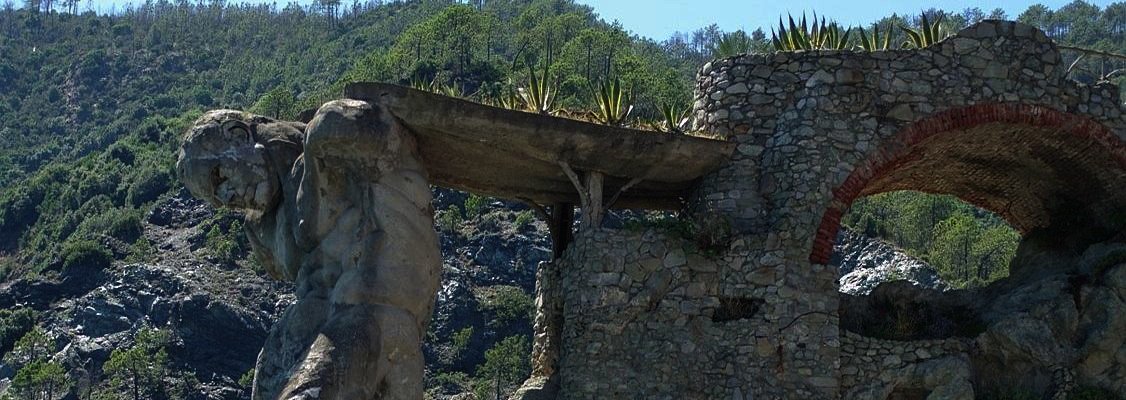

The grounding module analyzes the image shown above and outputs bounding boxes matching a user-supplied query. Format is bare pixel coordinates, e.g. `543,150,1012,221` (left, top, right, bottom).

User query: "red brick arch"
809,103,1126,264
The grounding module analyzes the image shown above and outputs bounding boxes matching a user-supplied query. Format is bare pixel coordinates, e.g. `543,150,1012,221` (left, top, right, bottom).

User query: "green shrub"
126,169,171,207
450,326,474,360
126,237,155,264
167,370,203,400
623,211,693,237
60,239,112,272
102,208,143,243
103,326,172,400
8,360,69,400
431,371,470,393
513,210,534,228
205,219,246,264
477,286,533,326
623,212,731,257
436,207,463,232
842,191,1018,289
473,335,530,400
3,326,53,368
238,368,255,389
0,308,37,355
73,206,143,244
463,194,487,218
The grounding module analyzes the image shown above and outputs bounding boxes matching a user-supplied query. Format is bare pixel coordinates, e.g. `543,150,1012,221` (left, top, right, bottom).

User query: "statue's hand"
302,99,398,168
296,99,403,244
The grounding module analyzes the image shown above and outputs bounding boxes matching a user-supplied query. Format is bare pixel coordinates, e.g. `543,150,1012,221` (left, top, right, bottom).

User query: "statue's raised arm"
176,99,441,400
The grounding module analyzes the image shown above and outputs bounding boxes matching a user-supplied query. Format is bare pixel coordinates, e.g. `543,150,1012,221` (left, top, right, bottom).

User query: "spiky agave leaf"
929,14,945,44
881,23,891,49
921,13,934,45
778,18,788,49
518,62,557,115
900,12,947,49
858,26,871,51
813,19,825,48
774,12,853,52
857,25,889,51
590,78,633,127
771,28,783,51
901,24,925,48
659,102,691,134
710,31,752,58
835,25,852,50
438,81,465,98
789,14,811,50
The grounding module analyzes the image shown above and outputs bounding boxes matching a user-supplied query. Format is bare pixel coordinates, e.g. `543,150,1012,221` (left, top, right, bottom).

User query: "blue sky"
78,0,1116,40
577,0,1117,39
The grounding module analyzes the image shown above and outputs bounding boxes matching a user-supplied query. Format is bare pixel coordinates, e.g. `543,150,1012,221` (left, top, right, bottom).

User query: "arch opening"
812,104,1126,272
836,191,1019,291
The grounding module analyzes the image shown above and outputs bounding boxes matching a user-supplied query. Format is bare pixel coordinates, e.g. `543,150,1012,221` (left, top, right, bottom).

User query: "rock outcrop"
0,190,293,399
832,229,948,295
839,238,1126,398
972,241,1126,396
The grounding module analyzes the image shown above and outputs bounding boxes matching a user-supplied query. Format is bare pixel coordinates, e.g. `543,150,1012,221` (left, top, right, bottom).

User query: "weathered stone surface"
178,101,441,399
344,83,735,210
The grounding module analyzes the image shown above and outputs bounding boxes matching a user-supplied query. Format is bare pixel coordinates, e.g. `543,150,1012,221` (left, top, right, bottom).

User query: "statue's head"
176,110,302,215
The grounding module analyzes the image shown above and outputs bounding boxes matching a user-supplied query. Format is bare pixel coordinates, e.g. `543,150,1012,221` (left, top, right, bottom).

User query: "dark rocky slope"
0,188,549,398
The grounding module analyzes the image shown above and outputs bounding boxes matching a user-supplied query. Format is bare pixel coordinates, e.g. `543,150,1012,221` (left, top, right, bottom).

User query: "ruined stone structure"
526,20,1126,399
177,20,1125,400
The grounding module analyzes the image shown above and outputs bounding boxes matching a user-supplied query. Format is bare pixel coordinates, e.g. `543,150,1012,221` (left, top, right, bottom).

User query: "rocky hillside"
0,187,549,399
0,188,931,399
832,229,949,295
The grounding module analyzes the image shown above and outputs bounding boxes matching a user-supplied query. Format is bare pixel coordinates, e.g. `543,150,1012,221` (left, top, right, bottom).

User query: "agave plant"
659,102,691,134
901,13,947,49
590,78,634,127
437,81,466,98
409,76,436,92
857,23,892,51
517,63,557,115
494,83,523,110
710,31,753,59
814,21,852,50
772,13,852,51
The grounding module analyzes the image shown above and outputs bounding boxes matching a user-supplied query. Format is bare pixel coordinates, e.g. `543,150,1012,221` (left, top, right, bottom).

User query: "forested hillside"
0,0,702,280
0,0,1123,398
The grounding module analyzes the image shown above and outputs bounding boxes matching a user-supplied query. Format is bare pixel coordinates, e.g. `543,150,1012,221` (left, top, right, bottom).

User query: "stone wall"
840,332,973,399
552,228,837,399
690,20,1126,264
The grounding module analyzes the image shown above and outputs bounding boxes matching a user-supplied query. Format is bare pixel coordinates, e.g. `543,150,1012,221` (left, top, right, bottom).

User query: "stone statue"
176,99,441,399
